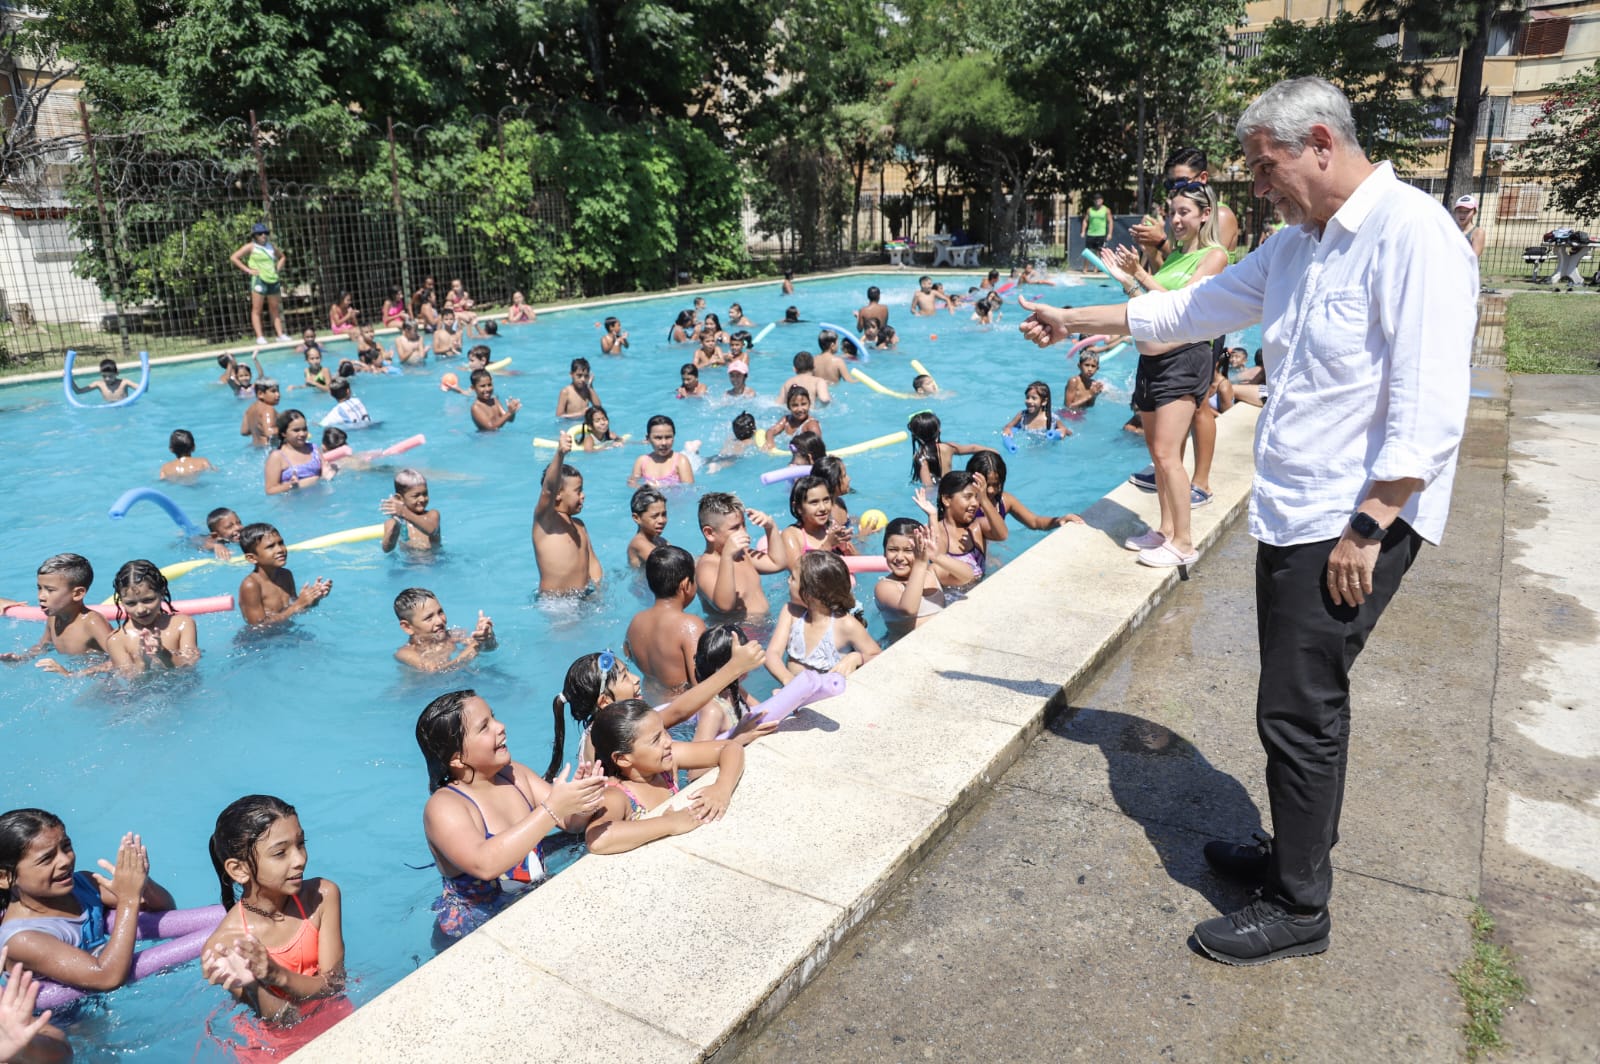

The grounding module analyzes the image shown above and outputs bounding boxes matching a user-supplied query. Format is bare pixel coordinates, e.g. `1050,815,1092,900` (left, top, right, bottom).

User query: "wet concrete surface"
725,393,1579,1063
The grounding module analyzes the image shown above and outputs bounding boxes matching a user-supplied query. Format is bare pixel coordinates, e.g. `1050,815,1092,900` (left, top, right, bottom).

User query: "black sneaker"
1202,832,1272,884
1193,897,1330,966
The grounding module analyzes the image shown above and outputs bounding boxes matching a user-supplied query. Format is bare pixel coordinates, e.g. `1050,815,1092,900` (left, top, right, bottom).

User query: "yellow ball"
859,509,888,534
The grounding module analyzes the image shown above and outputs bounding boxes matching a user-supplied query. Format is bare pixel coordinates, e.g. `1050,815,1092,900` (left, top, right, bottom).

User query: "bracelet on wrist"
540,800,561,825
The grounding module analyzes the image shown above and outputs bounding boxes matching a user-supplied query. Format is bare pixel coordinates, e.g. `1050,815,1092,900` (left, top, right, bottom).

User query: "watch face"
1352,513,1382,539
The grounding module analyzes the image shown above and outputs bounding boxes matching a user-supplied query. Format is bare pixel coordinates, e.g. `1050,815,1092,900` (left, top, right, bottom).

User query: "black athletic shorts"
1132,341,1212,412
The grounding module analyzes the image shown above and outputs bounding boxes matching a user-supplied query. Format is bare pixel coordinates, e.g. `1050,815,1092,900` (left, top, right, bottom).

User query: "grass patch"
1504,293,1600,374
1454,904,1528,1060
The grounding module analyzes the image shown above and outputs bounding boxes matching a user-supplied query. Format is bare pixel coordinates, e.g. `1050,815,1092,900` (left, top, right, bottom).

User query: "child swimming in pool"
629,415,696,487
0,808,175,997
914,469,1006,591
623,546,704,697
1000,381,1071,438
533,432,602,596
556,358,599,420
0,553,115,675
200,794,352,1046
105,560,200,675
237,523,332,628
765,552,880,682
469,369,521,432
907,410,993,488
687,626,767,750
1064,351,1107,411
627,487,669,568
676,363,708,398
874,518,945,642
263,410,331,494
204,507,244,560
241,379,281,448
584,700,749,854
695,492,789,621
768,385,820,449
392,587,495,672
380,468,441,552
580,405,627,451
779,475,855,564
159,428,215,480
966,451,1083,532
414,692,607,939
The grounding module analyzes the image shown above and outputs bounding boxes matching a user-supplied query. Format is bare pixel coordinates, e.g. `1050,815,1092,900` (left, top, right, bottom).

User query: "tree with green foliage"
1513,61,1600,218
1241,12,1442,171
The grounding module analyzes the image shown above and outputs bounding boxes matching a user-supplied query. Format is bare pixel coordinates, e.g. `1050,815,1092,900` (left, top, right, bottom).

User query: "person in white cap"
1453,194,1486,257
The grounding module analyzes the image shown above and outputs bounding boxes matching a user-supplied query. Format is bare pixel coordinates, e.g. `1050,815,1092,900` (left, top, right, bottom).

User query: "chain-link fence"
0,101,575,371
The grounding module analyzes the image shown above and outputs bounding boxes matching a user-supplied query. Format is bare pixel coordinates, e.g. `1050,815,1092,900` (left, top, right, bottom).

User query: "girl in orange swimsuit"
583,700,750,855
200,795,353,1059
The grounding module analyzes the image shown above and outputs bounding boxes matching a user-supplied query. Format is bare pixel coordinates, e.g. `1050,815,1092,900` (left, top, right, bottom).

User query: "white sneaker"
275,334,293,343
254,335,268,345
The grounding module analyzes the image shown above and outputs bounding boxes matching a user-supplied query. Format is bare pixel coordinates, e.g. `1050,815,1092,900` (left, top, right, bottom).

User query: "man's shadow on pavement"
1048,702,1264,913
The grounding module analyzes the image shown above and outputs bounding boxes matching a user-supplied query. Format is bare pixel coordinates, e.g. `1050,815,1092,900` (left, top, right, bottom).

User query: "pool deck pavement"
729,372,1600,1063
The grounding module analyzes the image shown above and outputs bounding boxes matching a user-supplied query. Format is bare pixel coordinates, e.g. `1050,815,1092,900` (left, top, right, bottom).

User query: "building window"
1228,30,1263,62
1423,97,1454,142
1497,184,1544,221
1517,17,1571,57
1477,96,1510,139
1487,12,1519,57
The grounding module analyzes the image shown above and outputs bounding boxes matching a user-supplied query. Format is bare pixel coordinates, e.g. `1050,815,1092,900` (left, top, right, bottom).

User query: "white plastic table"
929,235,955,267
1552,244,1590,286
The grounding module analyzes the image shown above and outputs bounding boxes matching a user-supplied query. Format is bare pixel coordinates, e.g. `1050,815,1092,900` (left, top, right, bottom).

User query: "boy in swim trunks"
69,357,134,402
380,468,442,552
393,587,496,672
532,432,602,595
623,545,705,698
240,379,281,447
695,493,789,622
600,316,629,355
812,331,854,383
780,352,831,406
432,308,462,358
237,522,332,627
0,554,116,675
204,507,244,560
396,322,427,364
470,369,521,432
556,358,600,419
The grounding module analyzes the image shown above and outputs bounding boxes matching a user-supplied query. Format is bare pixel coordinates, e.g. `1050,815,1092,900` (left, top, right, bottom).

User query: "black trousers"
1254,520,1423,911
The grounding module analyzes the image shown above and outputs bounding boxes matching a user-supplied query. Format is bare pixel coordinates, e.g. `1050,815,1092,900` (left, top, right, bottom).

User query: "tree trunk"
1135,72,1148,213
1443,3,1493,206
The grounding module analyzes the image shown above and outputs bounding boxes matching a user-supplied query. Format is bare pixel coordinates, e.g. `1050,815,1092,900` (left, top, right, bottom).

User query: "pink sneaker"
1123,529,1166,552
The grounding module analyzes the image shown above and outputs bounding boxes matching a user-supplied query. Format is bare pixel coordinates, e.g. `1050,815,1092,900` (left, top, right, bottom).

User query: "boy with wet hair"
203,507,243,560
627,486,669,568
0,554,116,673
813,330,853,384
432,307,462,358
470,369,521,431
781,351,831,406
160,429,215,480
237,522,332,627
240,378,281,446
392,586,496,672
396,321,427,364
600,316,629,354
855,284,888,333
556,358,599,419
694,492,788,621
69,358,133,402
532,432,602,595
623,545,705,696
381,468,441,552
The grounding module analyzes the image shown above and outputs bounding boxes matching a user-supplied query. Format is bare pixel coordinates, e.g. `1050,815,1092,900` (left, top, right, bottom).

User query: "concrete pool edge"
2,267,1081,389
293,403,1260,1063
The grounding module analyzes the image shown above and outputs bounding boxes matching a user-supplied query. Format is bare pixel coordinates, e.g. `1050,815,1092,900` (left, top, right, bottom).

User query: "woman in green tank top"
1096,184,1229,569
229,222,290,345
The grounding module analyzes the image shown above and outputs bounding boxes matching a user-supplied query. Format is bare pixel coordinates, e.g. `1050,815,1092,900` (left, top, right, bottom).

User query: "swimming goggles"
597,649,617,673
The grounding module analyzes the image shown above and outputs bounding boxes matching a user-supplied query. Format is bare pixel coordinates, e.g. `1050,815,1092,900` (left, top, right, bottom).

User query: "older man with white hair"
1019,77,1476,965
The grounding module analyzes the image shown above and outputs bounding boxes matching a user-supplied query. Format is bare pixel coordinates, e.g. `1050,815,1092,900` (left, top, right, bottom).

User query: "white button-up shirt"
1126,162,1476,547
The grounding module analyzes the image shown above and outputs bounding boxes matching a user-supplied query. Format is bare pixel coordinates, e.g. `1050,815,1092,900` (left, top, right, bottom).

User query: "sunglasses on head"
1164,178,1207,195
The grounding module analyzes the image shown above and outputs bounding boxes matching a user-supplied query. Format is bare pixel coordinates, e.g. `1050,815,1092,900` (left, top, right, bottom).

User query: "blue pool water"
0,272,1258,1059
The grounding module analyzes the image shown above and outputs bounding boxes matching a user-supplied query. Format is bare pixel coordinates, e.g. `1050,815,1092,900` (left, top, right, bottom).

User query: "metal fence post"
389,118,412,308
77,98,132,360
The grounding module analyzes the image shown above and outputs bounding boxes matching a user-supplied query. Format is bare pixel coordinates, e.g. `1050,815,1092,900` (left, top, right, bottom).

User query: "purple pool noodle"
718,670,847,739
36,908,224,1010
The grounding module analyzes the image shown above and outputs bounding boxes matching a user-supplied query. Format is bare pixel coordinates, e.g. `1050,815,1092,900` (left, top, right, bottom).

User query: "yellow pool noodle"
851,369,915,399
830,430,908,458
486,357,513,372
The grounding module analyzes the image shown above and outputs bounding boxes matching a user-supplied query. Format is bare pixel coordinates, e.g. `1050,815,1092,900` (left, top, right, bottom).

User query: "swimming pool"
0,271,1259,1059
